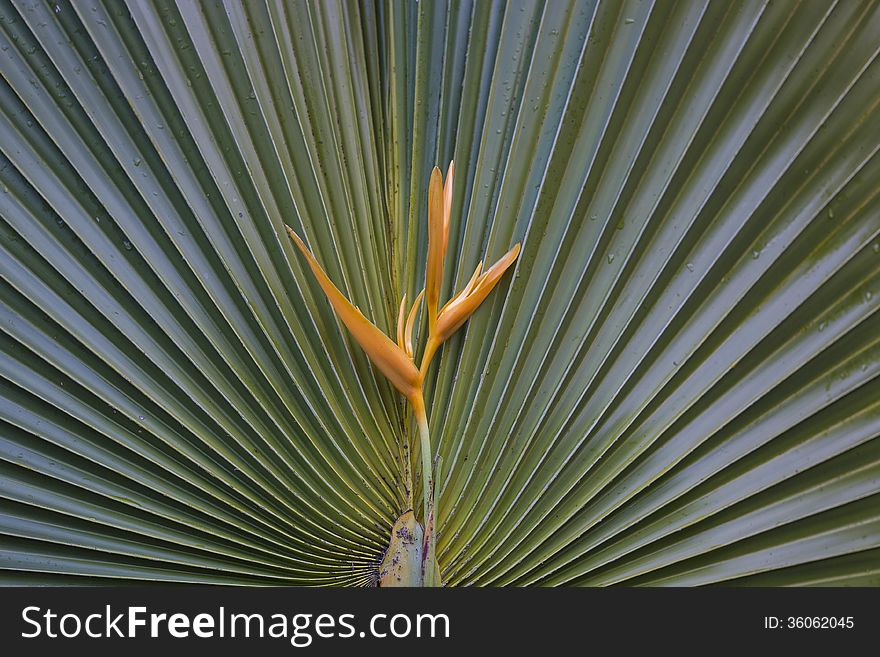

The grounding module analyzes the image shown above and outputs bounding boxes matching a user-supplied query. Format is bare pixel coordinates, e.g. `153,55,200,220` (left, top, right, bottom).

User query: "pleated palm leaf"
0,0,878,586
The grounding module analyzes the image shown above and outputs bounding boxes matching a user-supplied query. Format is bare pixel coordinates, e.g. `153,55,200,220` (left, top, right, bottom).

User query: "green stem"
402,426,413,511
412,392,436,586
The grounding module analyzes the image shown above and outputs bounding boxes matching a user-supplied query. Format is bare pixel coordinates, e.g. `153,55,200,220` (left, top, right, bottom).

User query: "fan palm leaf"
0,0,878,586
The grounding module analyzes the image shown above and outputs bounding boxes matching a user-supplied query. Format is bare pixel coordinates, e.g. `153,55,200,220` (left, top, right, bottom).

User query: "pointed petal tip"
396,294,408,350
484,241,521,277
285,226,307,252
404,289,425,358
505,242,521,265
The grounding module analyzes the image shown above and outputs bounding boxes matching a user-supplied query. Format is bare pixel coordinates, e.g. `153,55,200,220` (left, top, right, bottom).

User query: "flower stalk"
287,161,519,586
411,391,435,587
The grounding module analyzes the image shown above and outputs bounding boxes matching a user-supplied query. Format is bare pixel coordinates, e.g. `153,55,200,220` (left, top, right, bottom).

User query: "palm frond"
1,0,878,586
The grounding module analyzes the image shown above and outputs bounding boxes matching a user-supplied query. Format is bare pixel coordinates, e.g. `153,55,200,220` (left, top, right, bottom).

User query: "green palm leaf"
1,0,878,586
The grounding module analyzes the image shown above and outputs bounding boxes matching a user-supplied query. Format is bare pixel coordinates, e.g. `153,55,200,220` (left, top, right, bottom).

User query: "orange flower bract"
286,226,422,402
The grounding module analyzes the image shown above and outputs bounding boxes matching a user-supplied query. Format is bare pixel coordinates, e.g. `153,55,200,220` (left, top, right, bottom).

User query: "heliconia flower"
425,162,454,335
286,226,422,403
420,162,520,375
